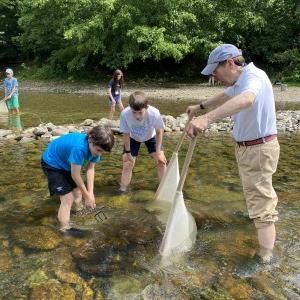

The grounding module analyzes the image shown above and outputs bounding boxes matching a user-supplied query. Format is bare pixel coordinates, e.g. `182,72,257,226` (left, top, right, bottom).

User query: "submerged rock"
73,214,160,276
13,226,62,250
30,282,76,300
0,251,13,272
142,283,185,300
131,190,156,203
108,275,143,299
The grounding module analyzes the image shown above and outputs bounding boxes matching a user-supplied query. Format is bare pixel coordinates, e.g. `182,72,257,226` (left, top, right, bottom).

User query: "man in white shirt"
186,44,280,263
119,91,167,192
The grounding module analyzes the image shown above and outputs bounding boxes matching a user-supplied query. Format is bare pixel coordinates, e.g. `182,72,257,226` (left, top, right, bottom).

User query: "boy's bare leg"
72,187,84,212
120,155,136,192
109,105,115,119
151,152,167,181
257,223,276,262
58,192,75,230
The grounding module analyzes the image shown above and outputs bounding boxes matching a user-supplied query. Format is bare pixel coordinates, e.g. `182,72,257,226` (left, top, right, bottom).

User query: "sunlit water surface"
0,92,299,299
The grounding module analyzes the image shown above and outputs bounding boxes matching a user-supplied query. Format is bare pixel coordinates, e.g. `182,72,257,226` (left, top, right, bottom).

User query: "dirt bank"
20,80,300,102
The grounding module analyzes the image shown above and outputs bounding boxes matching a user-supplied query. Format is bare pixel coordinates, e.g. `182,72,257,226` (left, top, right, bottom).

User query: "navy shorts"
108,96,121,106
41,159,77,196
124,137,163,157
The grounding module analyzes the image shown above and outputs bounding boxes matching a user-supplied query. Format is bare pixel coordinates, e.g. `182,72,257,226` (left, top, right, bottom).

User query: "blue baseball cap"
201,44,241,76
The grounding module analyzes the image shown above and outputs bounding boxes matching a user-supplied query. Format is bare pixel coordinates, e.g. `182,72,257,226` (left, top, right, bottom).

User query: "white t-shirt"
119,105,165,142
224,63,277,142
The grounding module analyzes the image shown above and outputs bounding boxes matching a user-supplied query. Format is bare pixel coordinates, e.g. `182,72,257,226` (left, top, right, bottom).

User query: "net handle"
174,114,194,153
177,137,197,192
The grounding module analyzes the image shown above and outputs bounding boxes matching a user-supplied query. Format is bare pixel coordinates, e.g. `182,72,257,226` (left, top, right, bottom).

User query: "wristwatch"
199,102,205,110
124,149,131,153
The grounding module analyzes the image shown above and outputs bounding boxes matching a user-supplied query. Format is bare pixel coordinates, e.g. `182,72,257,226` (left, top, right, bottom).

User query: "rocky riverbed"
0,111,299,143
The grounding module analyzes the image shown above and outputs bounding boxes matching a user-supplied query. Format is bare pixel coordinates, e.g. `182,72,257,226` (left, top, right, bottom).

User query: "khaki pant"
235,138,280,229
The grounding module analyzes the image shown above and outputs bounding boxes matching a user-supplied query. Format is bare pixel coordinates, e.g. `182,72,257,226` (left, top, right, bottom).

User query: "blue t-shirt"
4,77,18,97
107,80,121,100
42,133,101,171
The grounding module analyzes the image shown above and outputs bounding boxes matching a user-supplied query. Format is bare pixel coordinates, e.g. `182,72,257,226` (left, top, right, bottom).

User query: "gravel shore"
21,80,300,102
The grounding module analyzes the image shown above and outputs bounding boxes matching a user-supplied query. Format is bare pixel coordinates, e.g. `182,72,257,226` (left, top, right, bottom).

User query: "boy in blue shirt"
41,125,114,235
3,68,20,115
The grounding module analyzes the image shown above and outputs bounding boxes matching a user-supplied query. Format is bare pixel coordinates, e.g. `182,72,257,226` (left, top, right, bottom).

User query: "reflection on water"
0,134,299,299
0,113,22,131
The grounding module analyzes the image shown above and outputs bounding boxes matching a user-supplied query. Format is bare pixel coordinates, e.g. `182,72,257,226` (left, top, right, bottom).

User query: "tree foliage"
2,0,299,79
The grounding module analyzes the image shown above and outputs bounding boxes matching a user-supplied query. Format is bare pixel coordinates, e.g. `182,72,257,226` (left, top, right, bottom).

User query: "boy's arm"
7,86,17,99
71,163,96,208
123,132,134,162
86,162,95,195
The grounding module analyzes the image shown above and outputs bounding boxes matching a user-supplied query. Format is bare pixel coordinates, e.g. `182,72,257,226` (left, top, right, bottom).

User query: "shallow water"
0,92,299,299
0,91,299,130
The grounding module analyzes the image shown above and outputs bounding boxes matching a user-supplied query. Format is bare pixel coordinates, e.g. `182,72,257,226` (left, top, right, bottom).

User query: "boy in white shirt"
119,91,167,192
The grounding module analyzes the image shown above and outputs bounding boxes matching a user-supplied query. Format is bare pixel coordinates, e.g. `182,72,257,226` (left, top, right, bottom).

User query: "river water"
0,92,299,299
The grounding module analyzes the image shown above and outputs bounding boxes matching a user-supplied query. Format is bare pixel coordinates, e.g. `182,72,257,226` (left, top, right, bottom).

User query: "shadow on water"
0,95,299,298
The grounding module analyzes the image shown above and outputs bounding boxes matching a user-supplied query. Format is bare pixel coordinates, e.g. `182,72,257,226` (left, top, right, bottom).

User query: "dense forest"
0,0,299,81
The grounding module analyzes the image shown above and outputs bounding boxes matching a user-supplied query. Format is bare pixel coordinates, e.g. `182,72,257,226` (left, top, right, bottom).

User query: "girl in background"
107,69,124,119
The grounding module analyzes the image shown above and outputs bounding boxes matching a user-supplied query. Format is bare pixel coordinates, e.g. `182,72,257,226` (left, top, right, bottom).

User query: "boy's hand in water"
155,151,167,165
84,193,96,209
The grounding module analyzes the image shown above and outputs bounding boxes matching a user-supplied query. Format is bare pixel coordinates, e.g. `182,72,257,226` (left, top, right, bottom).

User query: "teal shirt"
4,77,18,97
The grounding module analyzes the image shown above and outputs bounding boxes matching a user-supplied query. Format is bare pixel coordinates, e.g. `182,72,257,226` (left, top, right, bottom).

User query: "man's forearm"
206,91,255,125
201,92,231,109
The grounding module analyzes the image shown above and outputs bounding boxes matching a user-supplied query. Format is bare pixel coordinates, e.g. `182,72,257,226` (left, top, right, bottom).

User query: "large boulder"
13,226,62,250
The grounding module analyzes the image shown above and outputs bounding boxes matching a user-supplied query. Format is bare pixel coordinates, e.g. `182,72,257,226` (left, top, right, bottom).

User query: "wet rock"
142,283,185,300
33,126,48,136
67,125,79,133
27,270,50,287
30,282,76,300
52,127,69,136
222,276,253,299
12,245,24,256
73,215,160,276
193,286,233,300
0,129,12,137
80,119,94,126
108,275,143,299
5,133,17,139
0,251,13,272
54,269,83,285
45,122,56,131
40,132,52,139
131,190,155,202
110,194,130,208
13,226,62,250
162,115,176,128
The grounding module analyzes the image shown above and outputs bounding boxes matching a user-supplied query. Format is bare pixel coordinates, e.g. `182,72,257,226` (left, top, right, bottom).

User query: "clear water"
0,92,299,299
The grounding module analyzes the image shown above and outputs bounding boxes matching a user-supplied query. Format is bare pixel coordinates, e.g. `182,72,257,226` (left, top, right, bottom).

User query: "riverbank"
20,80,300,102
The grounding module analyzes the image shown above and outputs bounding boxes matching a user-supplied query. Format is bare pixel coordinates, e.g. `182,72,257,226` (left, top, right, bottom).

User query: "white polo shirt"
120,105,165,142
224,63,277,142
